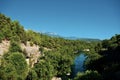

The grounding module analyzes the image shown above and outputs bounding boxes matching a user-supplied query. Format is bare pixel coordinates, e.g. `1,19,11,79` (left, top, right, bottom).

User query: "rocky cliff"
0,40,41,67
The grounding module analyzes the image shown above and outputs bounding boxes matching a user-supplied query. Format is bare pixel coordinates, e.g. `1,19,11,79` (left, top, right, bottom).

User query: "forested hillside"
84,34,120,80
0,13,120,80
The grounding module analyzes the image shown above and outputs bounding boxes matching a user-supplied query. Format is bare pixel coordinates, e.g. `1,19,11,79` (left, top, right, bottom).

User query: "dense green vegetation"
84,34,120,80
0,52,28,80
74,70,102,80
0,13,119,80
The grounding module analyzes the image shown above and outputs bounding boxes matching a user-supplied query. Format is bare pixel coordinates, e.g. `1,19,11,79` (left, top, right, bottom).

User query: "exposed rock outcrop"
52,77,62,80
0,40,41,67
21,41,41,67
0,40,10,56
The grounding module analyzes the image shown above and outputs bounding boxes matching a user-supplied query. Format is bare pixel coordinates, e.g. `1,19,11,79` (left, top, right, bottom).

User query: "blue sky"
0,0,120,39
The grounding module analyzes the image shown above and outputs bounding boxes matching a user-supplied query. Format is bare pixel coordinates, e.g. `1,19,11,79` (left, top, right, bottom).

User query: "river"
71,53,86,77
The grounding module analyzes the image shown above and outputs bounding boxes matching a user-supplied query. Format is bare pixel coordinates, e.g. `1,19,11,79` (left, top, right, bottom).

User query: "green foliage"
57,54,73,76
102,39,110,48
43,50,73,77
2,13,119,80
26,69,38,80
84,53,102,69
8,52,28,78
0,52,28,80
34,60,54,80
39,47,44,54
0,32,4,43
95,42,102,53
86,34,120,80
9,40,22,52
102,34,120,51
0,62,17,80
26,30,41,45
74,70,102,80
12,21,26,41
0,14,26,42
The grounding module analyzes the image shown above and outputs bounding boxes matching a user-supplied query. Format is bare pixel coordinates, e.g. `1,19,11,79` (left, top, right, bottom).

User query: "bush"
0,52,28,80
74,70,103,80
9,40,22,52
26,69,38,80
34,60,54,80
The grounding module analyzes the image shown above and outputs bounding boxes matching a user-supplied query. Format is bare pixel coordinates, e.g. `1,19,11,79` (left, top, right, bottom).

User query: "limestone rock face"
21,42,41,67
0,41,41,67
0,40,10,56
52,77,62,80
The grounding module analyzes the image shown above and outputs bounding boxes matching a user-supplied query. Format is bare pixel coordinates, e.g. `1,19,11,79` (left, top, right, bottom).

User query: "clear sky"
0,0,120,39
